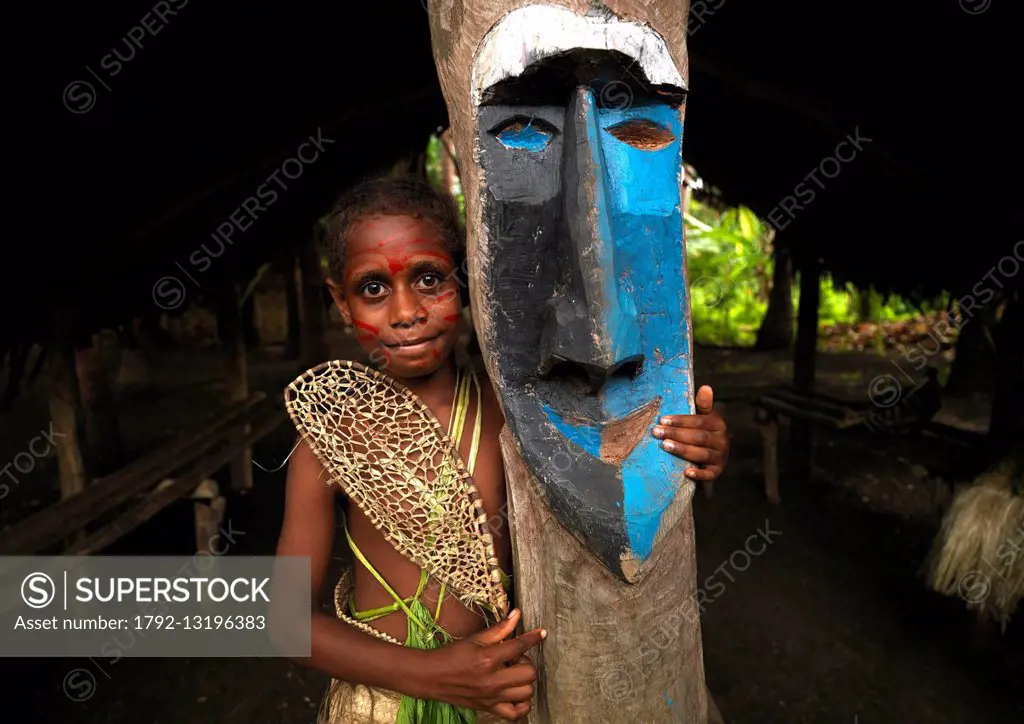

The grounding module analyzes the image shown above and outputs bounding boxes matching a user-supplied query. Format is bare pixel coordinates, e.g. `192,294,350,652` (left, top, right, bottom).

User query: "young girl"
273,175,730,723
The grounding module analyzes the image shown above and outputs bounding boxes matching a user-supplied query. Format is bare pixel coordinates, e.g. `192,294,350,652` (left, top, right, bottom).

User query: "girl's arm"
269,439,432,693
269,439,543,720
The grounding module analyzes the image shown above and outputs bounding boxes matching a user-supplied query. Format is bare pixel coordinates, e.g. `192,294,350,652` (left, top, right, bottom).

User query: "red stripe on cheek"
437,290,457,303
353,321,379,333
356,333,374,343
431,349,441,360
443,315,461,323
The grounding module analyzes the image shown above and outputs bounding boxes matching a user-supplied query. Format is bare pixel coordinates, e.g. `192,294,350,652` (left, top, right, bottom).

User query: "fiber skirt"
317,567,512,724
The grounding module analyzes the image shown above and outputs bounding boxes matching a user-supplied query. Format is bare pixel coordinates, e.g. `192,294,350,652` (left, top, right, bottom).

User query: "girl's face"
327,214,463,379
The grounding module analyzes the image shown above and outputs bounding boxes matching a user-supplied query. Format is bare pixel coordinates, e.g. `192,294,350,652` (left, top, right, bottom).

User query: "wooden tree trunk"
217,280,253,491
283,253,302,359
857,286,873,322
75,333,122,477
242,292,260,350
754,245,794,350
299,229,328,365
0,340,29,410
988,290,1023,457
944,300,998,398
791,256,821,479
502,429,709,724
47,311,89,502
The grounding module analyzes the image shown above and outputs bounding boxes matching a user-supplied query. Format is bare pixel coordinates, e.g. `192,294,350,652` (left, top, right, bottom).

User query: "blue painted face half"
477,61,692,582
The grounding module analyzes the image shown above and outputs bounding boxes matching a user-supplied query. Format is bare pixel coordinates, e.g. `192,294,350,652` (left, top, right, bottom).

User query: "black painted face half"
476,50,694,582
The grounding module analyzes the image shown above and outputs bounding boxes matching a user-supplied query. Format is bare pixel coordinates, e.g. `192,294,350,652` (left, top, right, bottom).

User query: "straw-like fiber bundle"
925,452,1024,628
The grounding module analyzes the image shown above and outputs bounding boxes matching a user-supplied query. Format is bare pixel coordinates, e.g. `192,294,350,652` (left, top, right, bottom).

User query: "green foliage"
686,200,769,346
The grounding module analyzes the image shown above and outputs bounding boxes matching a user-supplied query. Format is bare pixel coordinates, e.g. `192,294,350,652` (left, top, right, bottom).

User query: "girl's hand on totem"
652,385,730,482
426,608,544,720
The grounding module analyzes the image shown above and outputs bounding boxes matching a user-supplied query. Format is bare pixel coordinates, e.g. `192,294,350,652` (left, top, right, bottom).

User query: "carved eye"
491,117,557,151
605,119,676,151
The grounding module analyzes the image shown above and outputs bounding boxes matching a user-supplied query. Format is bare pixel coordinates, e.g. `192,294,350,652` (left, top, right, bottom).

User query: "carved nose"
538,87,642,385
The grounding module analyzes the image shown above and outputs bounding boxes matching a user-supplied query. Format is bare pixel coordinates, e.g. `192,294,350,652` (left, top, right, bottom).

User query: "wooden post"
47,309,89,502
218,281,253,492
299,227,328,365
755,407,781,504
283,253,302,359
791,255,821,480
191,479,226,555
503,430,707,724
75,331,122,477
428,3,715,720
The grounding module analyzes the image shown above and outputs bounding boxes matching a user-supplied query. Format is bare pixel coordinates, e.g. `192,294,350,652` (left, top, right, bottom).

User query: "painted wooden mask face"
433,2,693,582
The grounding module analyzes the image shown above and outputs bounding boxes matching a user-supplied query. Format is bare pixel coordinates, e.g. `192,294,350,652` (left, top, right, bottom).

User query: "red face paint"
443,314,461,323
354,320,379,334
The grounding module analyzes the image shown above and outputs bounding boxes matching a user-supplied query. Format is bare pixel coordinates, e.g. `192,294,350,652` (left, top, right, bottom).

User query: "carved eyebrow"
605,118,676,151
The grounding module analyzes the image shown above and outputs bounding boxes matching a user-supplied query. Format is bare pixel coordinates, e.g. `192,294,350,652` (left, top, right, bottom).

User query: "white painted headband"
472,3,686,106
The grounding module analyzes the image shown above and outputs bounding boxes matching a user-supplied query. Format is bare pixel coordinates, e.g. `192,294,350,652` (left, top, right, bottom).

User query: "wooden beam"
0,394,265,555
65,408,285,555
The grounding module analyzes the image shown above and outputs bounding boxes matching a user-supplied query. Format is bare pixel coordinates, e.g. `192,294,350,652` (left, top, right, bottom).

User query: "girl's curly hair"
320,174,464,284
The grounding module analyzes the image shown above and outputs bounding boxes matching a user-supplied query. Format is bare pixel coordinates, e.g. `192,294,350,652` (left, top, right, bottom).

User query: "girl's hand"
424,609,544,721
652,385,730,482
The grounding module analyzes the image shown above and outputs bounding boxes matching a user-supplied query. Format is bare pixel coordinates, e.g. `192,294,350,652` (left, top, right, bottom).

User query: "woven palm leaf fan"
284,359,508,626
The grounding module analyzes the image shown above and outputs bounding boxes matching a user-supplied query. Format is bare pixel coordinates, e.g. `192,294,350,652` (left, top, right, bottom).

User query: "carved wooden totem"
428,2,711,721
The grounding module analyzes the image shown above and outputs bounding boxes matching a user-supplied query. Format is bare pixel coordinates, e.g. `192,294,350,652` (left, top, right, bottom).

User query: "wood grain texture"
503,428,708,723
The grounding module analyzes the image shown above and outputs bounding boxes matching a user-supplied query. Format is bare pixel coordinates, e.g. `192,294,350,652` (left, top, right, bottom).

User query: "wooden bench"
752,386,986,504
0,392,286,556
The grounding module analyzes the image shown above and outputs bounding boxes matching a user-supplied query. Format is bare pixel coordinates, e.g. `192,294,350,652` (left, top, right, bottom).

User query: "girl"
272,175,729,723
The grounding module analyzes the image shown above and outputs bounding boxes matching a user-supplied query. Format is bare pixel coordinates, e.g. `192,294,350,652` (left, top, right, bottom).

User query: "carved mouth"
551,397,662,466
596,398,662,464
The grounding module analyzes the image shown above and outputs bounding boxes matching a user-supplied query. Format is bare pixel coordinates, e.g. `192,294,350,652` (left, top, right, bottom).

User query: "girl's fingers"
685,466,721,481
695,385,715,414
659,441,721,465
657,413,726,431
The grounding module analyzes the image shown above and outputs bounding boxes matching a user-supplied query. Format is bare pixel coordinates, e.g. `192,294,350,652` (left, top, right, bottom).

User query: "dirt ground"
1,330,1021,723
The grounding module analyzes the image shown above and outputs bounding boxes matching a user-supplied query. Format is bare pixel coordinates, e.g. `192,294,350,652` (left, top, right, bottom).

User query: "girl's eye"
491,117,557,151
605,118,676,151
417,273,443,290
361,281,388,298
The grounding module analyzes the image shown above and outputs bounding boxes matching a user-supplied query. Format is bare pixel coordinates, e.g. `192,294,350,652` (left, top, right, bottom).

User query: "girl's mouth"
382,332,443,353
